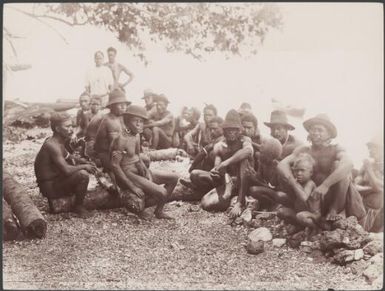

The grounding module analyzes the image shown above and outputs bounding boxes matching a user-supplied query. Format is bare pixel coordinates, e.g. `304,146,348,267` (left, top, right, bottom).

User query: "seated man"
75,92,91,138
264,110,303,160
84,96,104,162
355,135,384,232
197,110,254,212
277,114,366,224
231,137,283,217
173,107,201,148
110,105,178,219
179,116,224,193
143,94,175,149
34,112,97,218
94,89,131,173
241,112,263,168
184,104,218,157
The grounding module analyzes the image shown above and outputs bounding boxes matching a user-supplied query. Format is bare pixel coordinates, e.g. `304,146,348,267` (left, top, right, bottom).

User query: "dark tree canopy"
11,3,282,62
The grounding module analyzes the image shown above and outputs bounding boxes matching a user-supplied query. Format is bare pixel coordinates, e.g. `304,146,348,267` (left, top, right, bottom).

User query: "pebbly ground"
2,127,375,290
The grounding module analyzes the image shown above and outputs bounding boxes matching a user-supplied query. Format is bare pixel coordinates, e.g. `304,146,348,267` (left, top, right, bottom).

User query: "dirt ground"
2,127,375,290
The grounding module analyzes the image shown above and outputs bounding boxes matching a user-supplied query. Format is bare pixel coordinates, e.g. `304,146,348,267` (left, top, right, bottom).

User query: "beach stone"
287,230,306,248
363,253,383,284
240,208,253,224
363,240,383,256
354,249,364,261
333,249,355,265
272,238,286,248
246,240,264,255
248,227,273,243
332,216,358,230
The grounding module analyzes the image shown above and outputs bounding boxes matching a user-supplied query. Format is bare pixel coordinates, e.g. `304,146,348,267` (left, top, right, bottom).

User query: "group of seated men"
34,88,383,236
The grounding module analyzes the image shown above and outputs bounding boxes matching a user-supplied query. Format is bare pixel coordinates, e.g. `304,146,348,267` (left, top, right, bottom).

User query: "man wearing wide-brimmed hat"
109,104,178,219
354,134,383,232
143,94,175,150
264,110,303,160
94,89,131,175
193,109,254,214
142,89,158,115
277,113,366,227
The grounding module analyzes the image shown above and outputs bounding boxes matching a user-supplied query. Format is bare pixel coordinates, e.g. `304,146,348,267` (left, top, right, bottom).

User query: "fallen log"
3,172,47,239
2,198,22,241
144,148,188,161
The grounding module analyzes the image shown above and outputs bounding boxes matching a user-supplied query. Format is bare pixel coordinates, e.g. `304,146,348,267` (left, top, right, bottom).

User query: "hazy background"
3,3,383,168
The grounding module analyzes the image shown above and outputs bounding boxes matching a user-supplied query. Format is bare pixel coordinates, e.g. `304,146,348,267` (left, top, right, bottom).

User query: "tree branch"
6,6,70,44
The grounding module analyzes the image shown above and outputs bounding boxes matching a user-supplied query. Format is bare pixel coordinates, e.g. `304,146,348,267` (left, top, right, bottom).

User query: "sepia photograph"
2,2,383,290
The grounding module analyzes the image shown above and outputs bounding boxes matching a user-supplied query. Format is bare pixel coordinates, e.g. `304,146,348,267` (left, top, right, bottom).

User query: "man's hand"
215,161,228,176
312,184,329,199
131,186,145,199
186,145,195,157
229,202,244,219
83,164,97,174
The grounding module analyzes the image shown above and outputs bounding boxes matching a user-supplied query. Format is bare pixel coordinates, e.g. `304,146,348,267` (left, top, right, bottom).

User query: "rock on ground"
248,227,273,243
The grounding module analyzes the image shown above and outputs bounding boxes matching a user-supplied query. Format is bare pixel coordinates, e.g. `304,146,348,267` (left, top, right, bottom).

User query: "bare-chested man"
94,89,131,175
355,135,384,232
277,114,366,223
143,94,175,149
179,116,224,193
75,92,91,138
196,110,254,212
34,112,97,218
84,96,104,162
110,105,178,219
184,104,218,157
105,47,134,91
264,110,303,160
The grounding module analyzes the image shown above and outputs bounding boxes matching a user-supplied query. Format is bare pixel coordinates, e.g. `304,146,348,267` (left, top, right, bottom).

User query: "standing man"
143,94,175,150
264,110,303,160
84,96,104,162
85,51,114,107
105,47,134,91
34,112,97,218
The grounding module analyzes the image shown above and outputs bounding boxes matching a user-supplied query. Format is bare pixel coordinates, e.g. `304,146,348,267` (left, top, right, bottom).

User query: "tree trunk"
3,172,47,239
2,198,23,241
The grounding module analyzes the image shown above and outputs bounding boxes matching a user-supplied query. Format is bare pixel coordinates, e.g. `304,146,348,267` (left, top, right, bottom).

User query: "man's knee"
296,211,308,223
277,207,293,220
74,170,89,183
190,170,203,184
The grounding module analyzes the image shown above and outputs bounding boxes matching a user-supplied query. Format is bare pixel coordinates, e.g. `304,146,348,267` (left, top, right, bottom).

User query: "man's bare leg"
151,169,178,219
296,211,321,237
152,127,172,149
323,177,349,221
201,174,233,212
190,169,216,193
127,172,174,219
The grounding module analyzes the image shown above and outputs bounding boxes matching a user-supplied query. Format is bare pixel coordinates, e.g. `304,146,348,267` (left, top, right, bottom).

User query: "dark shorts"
38,171,88,199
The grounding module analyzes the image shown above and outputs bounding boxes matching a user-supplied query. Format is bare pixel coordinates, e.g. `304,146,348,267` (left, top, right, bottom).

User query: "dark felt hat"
154,94,169,104
303,113,337,139
106,89,131,107
142,89,156,99
264,110,295,130
222,109,242,129
124,105,149,120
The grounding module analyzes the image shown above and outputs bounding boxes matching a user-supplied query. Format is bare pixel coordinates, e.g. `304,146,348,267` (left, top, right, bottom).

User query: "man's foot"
138,209,153,221
73,205,93,219
154,210,174,220
180,178,196,190
325,209,343,222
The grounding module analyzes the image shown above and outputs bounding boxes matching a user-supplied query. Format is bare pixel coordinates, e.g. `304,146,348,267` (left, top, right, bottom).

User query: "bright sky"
3,3,383,167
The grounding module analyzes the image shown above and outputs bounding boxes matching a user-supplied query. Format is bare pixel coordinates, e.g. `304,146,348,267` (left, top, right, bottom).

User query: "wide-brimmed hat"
264,110,295,130
367,135,383,148
303,113,337,139
154,94,169,104
123,105,149,120
141,89,156,100
106,89,131,108
222,109,242,129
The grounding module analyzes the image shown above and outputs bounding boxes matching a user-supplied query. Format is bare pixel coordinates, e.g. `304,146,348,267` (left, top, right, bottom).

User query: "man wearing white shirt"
85,51,113,107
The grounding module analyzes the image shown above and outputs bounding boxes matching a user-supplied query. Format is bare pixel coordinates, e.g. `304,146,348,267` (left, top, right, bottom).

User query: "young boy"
290,153,321,236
